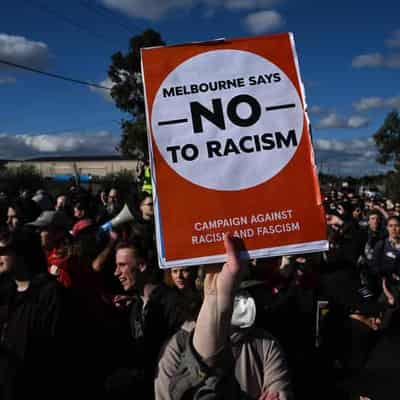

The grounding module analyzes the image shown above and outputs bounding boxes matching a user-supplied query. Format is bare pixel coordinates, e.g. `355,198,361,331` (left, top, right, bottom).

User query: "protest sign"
141,32,328,268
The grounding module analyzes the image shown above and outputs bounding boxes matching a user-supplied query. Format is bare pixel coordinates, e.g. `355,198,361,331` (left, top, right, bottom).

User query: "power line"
21,0,121,49
77,0,145,35
0,58,111,90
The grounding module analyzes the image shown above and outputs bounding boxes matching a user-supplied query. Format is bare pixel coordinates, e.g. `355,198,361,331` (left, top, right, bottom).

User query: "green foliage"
319,171,400,201
381,171,400,202
0,164,46,195
108,29,165,161
109,29,164,118
116,119,148,160
373,111,400,169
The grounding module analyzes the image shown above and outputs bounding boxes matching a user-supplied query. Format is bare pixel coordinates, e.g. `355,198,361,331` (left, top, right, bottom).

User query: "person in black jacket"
106,239,184,399
320,268,398,399
325,210,364,271
0,229,67,400
371,216,400,277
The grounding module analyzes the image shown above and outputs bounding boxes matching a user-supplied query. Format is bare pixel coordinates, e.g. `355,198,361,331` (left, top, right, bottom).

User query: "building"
5,155,139,178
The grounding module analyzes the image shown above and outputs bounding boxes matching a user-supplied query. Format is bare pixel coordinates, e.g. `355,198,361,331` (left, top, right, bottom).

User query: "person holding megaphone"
97,192,153,234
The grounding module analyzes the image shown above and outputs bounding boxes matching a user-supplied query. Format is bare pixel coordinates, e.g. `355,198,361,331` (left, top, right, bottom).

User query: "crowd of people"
0,180,399,400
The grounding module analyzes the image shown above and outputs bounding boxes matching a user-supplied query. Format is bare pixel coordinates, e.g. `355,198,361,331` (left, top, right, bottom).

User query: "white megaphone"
100,204,135,232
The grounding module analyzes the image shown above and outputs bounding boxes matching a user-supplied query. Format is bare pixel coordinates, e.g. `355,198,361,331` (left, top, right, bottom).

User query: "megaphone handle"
100,221,113,232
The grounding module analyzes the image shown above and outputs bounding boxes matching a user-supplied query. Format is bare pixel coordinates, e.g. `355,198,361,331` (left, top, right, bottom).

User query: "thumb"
224,234,244,274
224,234,237,260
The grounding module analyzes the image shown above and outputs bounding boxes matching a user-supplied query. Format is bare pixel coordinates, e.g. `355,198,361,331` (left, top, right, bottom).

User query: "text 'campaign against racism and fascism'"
141,33,328,268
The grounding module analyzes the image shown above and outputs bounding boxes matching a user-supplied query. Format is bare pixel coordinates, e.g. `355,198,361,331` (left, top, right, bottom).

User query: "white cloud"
353,97,385,111
314,137,392,176
243,10,284,34
317,113,369,129
386,29,400,48
89,77,114,102
352,52,400,69
387,96,400,109
315,137,373,152
352,30,400,69
101,0,193,20
352,53,384,67
347,116,369,128
315,138,346,152
224,0,283,10
0,76,16,84
0,131,119,159
353,96,400,111
101,0,284,20
308,105,324,115
0,33,49,69
317,113,347,128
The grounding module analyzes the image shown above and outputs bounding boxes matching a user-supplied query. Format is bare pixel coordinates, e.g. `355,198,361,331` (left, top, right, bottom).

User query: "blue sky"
0,0,399,176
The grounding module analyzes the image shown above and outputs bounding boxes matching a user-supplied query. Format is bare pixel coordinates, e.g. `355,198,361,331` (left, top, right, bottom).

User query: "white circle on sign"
151,49,304,191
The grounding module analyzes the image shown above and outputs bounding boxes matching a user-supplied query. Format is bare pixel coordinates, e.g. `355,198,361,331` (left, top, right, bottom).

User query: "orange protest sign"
141,32,328,268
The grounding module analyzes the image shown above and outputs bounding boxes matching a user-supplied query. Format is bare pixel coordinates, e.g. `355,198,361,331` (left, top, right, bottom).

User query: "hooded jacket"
155,321,292,400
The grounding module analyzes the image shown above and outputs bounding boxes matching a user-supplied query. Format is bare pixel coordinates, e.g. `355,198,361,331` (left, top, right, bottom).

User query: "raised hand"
203,234,245,298
193,234,247,365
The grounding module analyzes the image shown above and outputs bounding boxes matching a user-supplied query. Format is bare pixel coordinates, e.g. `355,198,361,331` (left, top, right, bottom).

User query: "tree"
382,170,400,201
108,29,165,160
117,119,148,159
374,111,400,170
0,164,46,195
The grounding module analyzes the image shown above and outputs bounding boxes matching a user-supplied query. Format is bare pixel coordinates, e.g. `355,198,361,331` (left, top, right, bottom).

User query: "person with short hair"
106,188,122,218
95,188,123,225
5,198,41,232
371,216,400,278
106,240,183,399
6,204,21,232
130,191,156,266
138,191,154,222
73,200,90,221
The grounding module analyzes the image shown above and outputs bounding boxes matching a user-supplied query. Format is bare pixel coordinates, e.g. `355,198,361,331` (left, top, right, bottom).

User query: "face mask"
231,290,256,329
